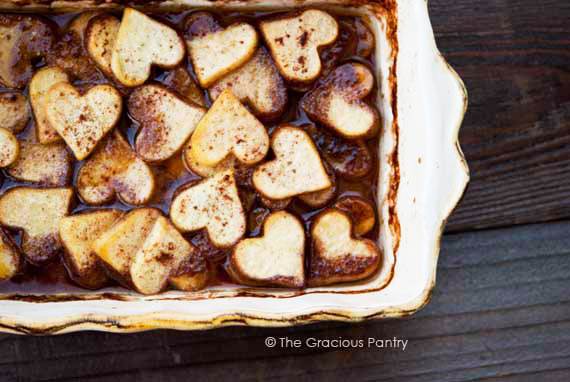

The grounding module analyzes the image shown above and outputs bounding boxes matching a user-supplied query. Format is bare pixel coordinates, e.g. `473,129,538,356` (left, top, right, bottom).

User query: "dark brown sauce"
0,9,380,294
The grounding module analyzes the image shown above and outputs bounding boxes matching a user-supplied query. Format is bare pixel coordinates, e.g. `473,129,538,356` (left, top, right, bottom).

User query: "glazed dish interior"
0,4,397,298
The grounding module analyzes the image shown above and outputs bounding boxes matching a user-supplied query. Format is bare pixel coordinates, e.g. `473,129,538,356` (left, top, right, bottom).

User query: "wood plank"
473,368,570,382
431,0,570,231
1,221,569,381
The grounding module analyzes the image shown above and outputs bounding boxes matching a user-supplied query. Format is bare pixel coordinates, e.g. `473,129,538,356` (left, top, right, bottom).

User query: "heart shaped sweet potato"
309,209,381,286
0,187,73,266
209,47,287,121
253,125,331,200
301,62,379,139
170,170,246,248
77,130,155,206
169,267,209,292
185,12,258,88
229,211,305,288
111,8,186,87
190,89,269,167
260,9,338,86
128,84,206,162
29,66,70,144
93,208,208,293
46,82,122,160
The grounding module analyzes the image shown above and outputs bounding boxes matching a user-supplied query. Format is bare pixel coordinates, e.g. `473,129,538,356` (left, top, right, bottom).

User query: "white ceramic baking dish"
0,0,468,334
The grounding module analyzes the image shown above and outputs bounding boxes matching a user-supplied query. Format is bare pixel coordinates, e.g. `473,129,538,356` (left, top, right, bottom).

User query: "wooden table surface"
2,0,570,380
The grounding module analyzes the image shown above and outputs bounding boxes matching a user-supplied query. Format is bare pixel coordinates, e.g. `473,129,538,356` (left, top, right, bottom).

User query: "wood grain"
1,221,569,381
435,0,570,232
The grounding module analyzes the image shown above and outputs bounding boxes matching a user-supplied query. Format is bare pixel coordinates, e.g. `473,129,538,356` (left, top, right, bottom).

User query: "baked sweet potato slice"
0,187,73,266
7,142,72,186
209,47,287,121
0,228,21,280
46,82,122,160
130,216,207,295
111,8,185,86
170,170,246,248
59,209,123,289
301,63,379,139
0,92,29,133
309,209,381,286
29,66,70,144
185,12,258,88
49,12,101,81
0,14,56,88
77,130,155,206
0,128,18,167
260,9,338,87
128,84,206,162
253,125,330,200
229,211,305,288
92,208,162,284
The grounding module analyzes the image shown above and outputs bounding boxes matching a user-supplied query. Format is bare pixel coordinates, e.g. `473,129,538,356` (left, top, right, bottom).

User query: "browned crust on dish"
383,0,401,257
